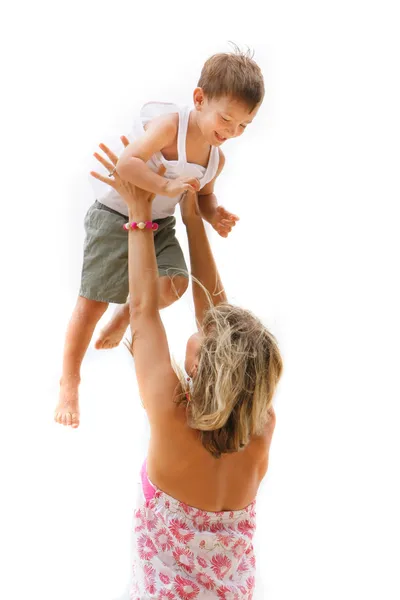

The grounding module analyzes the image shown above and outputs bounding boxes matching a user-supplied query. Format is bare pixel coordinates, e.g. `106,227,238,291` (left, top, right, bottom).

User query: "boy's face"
194,88,260,146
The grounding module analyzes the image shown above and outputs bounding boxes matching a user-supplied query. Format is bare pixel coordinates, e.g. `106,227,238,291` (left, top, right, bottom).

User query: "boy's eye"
221,116,229,122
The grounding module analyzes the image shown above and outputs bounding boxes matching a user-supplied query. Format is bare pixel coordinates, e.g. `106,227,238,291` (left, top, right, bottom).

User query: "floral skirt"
130,462,257,600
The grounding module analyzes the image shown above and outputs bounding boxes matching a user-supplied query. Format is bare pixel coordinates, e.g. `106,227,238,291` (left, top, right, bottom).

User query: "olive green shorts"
79,201,188,304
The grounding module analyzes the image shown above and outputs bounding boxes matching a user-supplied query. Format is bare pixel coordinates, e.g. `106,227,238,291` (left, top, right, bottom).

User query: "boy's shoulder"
217,148,225,173
144,111,179,138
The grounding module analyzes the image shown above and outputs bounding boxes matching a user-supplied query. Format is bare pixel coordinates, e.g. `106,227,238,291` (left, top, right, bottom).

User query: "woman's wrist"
182,212,203,228
128,207,152,222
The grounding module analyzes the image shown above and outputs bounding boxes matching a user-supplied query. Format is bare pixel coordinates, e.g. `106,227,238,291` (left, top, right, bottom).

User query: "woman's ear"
191,360,199,379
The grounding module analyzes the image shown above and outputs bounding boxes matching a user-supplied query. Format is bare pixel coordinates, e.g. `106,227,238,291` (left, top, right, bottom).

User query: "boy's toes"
71,413,80,428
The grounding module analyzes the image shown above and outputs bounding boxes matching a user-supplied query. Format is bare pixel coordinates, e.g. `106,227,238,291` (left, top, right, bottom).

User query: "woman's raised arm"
180,192,227,329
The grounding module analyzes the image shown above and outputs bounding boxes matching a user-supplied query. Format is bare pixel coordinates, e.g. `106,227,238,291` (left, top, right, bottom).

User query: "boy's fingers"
218,206,240,221
157,165,166,177
120,135,130,147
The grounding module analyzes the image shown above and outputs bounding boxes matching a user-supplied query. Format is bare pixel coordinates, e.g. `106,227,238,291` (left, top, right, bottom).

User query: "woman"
92,141,283,600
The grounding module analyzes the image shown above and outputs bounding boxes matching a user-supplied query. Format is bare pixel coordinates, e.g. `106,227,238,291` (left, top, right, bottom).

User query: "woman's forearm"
117,157,168,196
127,204,159,316
185,215,227,325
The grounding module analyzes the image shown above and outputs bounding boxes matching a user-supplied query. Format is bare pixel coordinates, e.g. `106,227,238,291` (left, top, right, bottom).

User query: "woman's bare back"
147,403,276,512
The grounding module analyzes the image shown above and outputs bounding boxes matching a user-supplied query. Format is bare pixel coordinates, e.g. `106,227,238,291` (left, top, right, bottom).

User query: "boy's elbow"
116,157,133,179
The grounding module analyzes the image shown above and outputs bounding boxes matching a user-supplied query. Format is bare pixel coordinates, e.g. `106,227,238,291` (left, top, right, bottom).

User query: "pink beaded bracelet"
123,221,159,231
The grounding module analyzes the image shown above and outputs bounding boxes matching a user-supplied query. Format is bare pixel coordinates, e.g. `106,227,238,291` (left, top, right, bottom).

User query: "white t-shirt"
91,102,220,219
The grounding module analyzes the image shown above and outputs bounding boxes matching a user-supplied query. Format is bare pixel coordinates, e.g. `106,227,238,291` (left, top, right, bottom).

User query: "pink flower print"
174,574,200,600
238,585,247,595
159,572,171,585
155,527,174,552
237,559,249,573
137,533,158,561
197,556,208,569
246,575,255,591
134,508,146,532
129,586,139,600
180,502,193,516
144,564,156,578
229,511,235,519
249,554,256,569
192,510,211,531
145,513,158,531
249,503,256,519
173,546,195,574
237,519,255,539
169,518,195,543
165,500,170,509
210,521,226,533
199,540,206,549
232,539,247,559
211,553,232,579
195,572,216,590
144,564,156,595
217,533,235,548
158,591,175,600
217,584,238,600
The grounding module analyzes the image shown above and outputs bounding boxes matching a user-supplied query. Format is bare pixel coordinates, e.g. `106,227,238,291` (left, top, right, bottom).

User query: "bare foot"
94,303,130,350
54,382,80,428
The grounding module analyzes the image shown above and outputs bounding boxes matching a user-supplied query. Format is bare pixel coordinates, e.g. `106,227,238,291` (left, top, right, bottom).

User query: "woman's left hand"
90,137,165,206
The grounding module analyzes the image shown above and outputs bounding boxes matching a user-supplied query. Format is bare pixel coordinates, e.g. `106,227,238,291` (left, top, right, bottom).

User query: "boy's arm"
116,116,199,197
197,149,225,223
197,150,239,238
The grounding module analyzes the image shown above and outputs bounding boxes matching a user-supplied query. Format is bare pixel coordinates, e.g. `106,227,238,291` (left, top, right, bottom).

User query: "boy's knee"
77,295,109,318
160,275,189,306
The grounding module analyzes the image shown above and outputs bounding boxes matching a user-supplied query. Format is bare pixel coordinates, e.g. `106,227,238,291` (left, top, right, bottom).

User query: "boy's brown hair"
198,45,264,111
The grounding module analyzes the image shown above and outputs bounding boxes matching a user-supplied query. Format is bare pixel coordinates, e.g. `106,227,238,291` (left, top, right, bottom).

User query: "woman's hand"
90,136,165,206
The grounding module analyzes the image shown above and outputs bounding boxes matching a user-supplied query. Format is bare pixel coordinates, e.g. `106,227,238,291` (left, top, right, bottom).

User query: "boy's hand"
165,177,201,198
210,206,240,238
119,135,200,199
91,140,166,207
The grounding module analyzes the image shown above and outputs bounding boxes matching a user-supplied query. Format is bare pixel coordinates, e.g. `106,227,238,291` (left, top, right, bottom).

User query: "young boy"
55,49,264,428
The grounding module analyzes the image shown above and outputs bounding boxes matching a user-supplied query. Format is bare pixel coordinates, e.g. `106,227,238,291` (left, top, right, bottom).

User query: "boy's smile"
193,89,260,147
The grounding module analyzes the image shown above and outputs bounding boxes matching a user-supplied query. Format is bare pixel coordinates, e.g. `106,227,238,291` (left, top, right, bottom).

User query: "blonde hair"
176,303,283,459
198,44,265,111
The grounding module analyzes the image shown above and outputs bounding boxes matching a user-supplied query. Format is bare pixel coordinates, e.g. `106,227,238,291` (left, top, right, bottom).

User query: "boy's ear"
193,87,205,109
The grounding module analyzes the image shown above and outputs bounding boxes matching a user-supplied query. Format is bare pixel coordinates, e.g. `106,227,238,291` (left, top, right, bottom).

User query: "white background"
1,1,399,599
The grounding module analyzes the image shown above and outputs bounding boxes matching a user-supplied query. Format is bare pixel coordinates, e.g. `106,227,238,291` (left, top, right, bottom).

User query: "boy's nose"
226,125,240,138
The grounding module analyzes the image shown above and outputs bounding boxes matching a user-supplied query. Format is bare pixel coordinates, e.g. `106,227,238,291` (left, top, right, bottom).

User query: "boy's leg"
95,216,189,349
55,296,108,428
55,201,132,427
95,275,188,349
